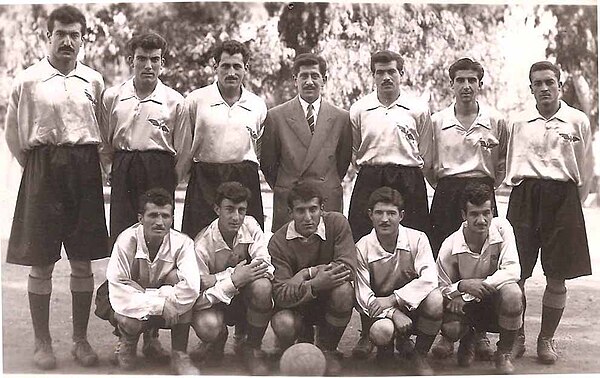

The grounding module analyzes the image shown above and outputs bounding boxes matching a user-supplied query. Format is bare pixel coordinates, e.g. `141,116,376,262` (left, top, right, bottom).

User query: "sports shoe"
33,338,56,370
351,332,374,359
457,331,476,367
411,352,434,376
189,329,227,366
431,336,454,359
375,344,395,362
536,336,558,365
322,349,343,376
495,352,515,374
512,334,526,358
72,339,99,367
115,339,138,371
395,335,415,359
241,343,270,375
475,332,494,361
142,335,170,362
171,350,201,375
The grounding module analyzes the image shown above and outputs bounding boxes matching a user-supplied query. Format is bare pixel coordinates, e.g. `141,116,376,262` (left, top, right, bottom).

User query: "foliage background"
0,2,597,125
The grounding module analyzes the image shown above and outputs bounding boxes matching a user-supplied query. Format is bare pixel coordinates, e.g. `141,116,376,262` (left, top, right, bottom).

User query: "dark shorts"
110,150,177,245
507,179,591,280
348,164,431,242
430,176,497,257
7,144,109,266
182,161,264,239
443,296,501,333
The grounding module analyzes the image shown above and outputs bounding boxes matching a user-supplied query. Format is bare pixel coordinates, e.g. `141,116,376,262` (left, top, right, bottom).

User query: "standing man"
100,32,191,246
4,6,108,370
268,183,356,376
355,187,442,376
106,188,200,374
428,58,508,361
260,52,352,232
505,61,594,364
190,181,273,375
436,183,523,374
348,50,434,358
182,40,267,238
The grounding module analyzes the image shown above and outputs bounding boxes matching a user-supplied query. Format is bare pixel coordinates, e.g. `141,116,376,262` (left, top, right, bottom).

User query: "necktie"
307,103,315,135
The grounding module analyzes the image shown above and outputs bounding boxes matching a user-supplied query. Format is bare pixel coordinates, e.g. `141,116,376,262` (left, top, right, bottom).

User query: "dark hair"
213,40,250,65
367,186,405,212
214,181,251,206
48,5,87,35
127,32,168,58
292,53,327,76
137,188,174,215
529,61,561,82
448,58,484,81
460,183,493,212
287,182,323,209
370,51,404,74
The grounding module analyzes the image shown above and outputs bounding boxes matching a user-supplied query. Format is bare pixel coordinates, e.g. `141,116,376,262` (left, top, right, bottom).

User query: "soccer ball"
369,318,395,346
279,343,327,376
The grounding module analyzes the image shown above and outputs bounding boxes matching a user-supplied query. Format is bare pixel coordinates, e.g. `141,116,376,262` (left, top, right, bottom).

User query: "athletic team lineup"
4,5,594,377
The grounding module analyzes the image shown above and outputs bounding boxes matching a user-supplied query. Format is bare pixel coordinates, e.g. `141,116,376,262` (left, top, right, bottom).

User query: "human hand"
368,295,397,318
310,263,351,292
231,259,270,288
458,279,497,299
446,296,467,315
391,310,413,335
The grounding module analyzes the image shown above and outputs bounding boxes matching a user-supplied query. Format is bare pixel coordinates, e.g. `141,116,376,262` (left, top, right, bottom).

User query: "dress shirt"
5,58,105,166
298,96,322,127
505,101,594,201
106,224,200,320
193,216,274,310
349,91,433,170
429,102,508,188
100,78,192,179
436,217,521,302
184,82,267,165
355,225,438,317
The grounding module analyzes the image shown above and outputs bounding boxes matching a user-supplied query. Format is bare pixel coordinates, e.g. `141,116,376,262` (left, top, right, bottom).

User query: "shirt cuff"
220,276,239,299
461,293,479,302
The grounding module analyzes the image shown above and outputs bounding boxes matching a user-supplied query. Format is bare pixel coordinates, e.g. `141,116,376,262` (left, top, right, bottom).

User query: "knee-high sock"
171,323,190,352
497,328,518,353
71,274,94,341
540,286,566,339
28,274,52,342
414,332,436,355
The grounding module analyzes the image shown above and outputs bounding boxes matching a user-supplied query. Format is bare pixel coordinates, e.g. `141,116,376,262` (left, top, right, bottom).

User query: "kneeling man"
106,188,200,374
190,181,274,375
355,187,442,375
437,183,522,374
269,183,356,376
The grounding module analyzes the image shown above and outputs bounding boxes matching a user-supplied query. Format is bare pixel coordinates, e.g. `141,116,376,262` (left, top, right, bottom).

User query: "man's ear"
213,204,220,216
46,31,52,41
127,55,134,67
399,209,405,222
461,210,467,222
529,84,534,95
323,74,328,84
137,213,143,224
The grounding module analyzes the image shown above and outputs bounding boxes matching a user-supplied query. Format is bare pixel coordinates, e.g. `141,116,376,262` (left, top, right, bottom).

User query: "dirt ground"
2,191,600,375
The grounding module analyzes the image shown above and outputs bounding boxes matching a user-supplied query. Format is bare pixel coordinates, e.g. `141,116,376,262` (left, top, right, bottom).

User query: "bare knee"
30,264,55,279
499,283,523,311
246,278,273,310
115,313,144,335
192,309,224,342
420,289,444,319
271,310,300,343
546,277,566,292
328,282,354,312
69,260,93,277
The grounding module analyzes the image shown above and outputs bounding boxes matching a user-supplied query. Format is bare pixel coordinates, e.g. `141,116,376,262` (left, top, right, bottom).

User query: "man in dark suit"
260,53,352,232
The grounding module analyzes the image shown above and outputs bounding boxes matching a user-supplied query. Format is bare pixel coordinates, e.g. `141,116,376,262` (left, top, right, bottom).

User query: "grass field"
2,186,600,375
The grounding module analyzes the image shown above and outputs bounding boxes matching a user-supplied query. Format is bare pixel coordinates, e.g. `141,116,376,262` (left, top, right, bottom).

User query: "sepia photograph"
0,0,598,375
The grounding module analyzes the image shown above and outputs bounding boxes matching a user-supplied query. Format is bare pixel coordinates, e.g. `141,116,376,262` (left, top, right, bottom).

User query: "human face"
47,21,83,65
289,198,323,238
130,47,163,89
138,203,173,241
368,202,404,238
530,69,561,109
461,200,493,236
452,69,481,105
215,199,247,236
215,52,247,92
294,64,326,104
373,61,402,99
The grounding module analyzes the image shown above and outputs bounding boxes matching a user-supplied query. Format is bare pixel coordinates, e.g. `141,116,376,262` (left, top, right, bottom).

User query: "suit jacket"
260,96,352,232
